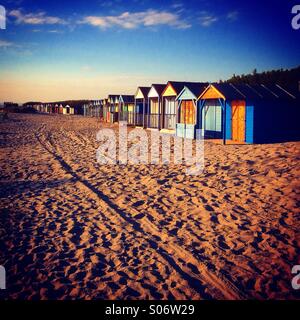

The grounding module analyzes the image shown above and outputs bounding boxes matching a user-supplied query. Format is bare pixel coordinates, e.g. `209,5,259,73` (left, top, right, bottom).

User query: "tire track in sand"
35,124,247,300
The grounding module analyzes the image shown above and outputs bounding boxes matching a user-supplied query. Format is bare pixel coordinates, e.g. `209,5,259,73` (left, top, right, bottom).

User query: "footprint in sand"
217,235,231,250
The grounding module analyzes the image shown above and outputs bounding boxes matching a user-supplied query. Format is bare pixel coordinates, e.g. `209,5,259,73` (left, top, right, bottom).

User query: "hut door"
165,97,176,129
150,98,159,128
180,101,195,124
231,101,246,142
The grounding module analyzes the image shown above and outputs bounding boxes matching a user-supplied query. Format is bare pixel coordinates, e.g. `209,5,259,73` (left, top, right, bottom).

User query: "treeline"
48,100,90,107
223,65,300,92
22,66,300,107
23,101,42,106
23,100,90,107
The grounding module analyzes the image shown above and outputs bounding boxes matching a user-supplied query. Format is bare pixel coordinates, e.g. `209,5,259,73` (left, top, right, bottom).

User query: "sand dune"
0,113,299,300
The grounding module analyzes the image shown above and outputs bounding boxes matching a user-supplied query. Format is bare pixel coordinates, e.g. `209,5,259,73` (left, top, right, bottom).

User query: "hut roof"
150,84,166,97
261,84,297,99
165,81,202,95
210,83,298,100
108,95,120,99
185,82,209,97
212,83,246,100
136,87,151,99
120,95,135,104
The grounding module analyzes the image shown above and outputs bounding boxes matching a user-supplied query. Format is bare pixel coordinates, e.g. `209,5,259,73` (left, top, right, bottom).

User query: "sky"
0,0,299,103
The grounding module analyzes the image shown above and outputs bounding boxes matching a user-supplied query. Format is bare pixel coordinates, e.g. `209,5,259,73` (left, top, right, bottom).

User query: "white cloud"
199,12,218,27
0,40,13,47
9,9,66,25
82,9,191,30
100,0,120,8
226,11,239,21
171,2,184,9
48,29,63,33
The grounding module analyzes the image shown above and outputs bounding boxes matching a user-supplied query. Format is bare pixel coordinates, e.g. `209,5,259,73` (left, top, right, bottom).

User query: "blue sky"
0,0,299,102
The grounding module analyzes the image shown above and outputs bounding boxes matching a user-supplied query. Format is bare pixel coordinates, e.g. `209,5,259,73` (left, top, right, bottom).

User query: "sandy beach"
0,113,299,300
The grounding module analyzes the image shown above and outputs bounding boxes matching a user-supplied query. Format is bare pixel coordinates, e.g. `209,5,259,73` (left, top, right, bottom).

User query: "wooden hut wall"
135,87,150,127
118,98,125,121
148,87,160,129
134,100,146,126
163,97,177,130
149,98,159,128
250,99,300,143
245,105,254,144
199,83,300,144
223,98,300,144
225,102,232,141
176,87,197,139
127,103,135,125
162,84,177,130
201,99,222,138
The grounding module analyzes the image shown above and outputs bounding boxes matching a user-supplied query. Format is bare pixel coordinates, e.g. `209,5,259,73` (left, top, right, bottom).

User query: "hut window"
150,98,159,114
203,101,222,132
165,97,176,115
136,102,143,114
128,104,134,112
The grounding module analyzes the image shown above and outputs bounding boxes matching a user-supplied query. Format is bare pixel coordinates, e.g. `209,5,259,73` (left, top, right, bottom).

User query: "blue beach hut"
197,83,300,144
134,87,151,127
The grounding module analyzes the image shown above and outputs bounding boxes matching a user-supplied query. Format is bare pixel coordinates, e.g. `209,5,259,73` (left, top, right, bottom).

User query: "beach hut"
147,84,166,129
106,96,113,122
95,100,102,117
70,105,75,115
62,104,74,115
83,102,89,116
107,95,120,123
39,104,46,113
100,99,105,119
113,95,120,123
93,100,101,119
175,82,208,139
51,104,56,113
94,100,102,118
161,81,200,132
83,100,102,117
33,104,40,112
74,104,84,115
197,83,300,144
59,104,64,114
49,104,54,113
102,99,109,122
63,105,68,115
54,104,59,114
134,87,150,127
119,95,135,125
46,103,51,113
